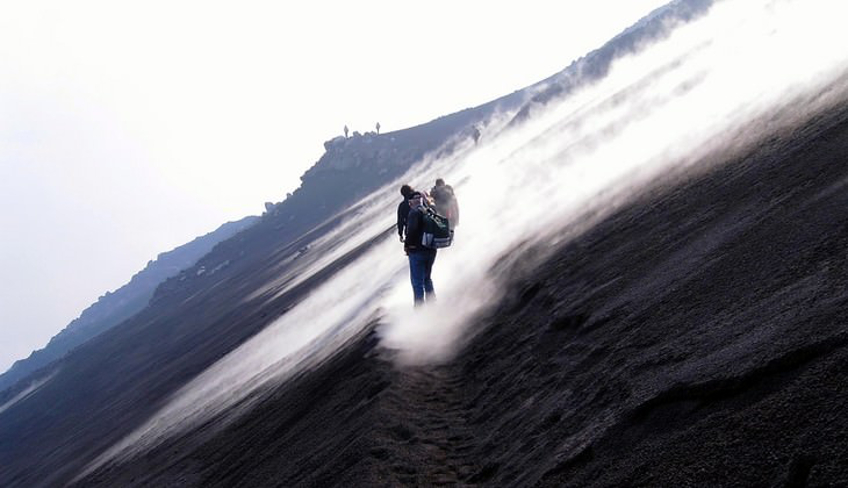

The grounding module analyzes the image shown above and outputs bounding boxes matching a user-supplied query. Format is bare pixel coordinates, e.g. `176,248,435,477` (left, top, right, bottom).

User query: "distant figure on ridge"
376,122,381,134
344,125,349,138
471,125,481,145
430,178,459,230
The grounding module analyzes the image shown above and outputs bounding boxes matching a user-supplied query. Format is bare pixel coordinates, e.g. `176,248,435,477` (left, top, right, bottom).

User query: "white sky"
0,0,669,374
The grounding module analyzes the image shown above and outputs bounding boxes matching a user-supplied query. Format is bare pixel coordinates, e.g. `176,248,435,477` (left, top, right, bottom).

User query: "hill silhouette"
0,216,258,393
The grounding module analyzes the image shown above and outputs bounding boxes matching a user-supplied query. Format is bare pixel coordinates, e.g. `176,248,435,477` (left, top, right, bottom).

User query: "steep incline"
79,102,848,487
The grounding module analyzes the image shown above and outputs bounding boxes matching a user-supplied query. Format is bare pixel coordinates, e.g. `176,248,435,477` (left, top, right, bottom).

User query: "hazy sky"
0,0,669,373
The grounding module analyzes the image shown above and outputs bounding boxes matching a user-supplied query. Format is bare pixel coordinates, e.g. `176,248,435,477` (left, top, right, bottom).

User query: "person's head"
435,178,445,187
400,184,414,199
408,191,423,207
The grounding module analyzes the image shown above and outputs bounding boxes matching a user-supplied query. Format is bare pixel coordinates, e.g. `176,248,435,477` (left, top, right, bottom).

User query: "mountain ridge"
0,216,258,393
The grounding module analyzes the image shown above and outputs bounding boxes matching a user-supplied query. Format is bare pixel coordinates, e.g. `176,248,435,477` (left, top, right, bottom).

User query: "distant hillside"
0,216,258,393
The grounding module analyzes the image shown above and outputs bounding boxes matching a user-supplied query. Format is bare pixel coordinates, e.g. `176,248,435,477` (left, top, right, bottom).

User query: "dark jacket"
396,198,411,239
404,206,434,254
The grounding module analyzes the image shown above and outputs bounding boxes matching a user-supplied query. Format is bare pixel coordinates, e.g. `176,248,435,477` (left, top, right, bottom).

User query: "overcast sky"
0,0,669,373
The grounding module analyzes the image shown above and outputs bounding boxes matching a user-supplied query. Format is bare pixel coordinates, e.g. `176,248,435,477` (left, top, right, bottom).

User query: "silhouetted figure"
376,122,381,134
397,184,414,242
344,125,349,138
471,125,481,145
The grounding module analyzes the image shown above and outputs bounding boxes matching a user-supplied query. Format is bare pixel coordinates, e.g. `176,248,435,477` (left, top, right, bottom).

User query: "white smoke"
80,0,848,479
381,0,848,363
0,374,54,416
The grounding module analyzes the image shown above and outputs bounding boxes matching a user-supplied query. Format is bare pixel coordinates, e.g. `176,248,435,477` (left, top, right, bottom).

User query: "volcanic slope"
78,107,848,486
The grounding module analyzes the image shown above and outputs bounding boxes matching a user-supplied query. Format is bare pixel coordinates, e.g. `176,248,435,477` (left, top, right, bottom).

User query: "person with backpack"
403,191,438,306
430,178,459,230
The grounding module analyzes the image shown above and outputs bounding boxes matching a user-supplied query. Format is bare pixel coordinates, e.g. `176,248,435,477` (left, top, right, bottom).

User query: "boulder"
323,136,345,151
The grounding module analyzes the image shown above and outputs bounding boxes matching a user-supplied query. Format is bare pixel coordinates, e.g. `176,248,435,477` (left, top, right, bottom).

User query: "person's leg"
408,252,425,305
423,249,436,301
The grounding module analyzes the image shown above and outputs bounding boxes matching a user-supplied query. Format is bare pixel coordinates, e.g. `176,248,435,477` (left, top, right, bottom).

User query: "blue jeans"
408,249,437,305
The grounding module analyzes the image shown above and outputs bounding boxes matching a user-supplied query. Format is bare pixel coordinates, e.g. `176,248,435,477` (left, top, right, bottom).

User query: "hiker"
397,184,415,242
344,125,349,138
376,122,381,134
430,178,459,229
403,191,438,305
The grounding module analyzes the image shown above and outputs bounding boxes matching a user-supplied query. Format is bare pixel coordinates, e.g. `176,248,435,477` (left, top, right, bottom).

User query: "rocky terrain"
2,1,847,486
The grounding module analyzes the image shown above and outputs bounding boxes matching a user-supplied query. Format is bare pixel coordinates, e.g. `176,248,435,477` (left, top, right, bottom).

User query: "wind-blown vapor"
81,0,848,478
0,375,53,416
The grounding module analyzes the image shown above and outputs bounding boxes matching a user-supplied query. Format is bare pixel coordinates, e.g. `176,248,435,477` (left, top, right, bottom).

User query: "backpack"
420,206,452,248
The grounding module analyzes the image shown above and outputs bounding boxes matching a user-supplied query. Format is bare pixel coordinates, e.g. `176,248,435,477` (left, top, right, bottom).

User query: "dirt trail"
370,362,482,485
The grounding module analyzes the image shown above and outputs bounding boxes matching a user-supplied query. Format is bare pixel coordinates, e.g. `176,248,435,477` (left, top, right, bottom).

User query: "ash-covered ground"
76,104,848,487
